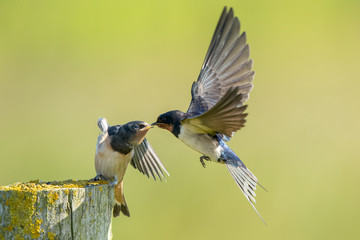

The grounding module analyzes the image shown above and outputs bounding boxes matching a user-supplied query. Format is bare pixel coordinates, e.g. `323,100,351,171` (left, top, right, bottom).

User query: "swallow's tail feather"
113,199,130,217
225,161,267,225
113,181,130,217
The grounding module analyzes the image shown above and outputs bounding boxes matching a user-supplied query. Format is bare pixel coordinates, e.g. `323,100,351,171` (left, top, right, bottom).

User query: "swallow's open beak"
139,125,151,131
132,122,151,145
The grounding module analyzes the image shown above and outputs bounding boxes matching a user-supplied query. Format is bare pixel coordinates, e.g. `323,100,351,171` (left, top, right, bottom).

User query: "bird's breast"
178,125,222,161
95,134,133,181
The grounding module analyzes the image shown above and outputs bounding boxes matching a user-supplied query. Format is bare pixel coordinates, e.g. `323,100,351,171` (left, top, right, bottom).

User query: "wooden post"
0,179,115,240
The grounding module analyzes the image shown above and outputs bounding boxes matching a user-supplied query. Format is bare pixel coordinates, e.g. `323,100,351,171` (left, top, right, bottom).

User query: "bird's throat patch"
157,123,173,132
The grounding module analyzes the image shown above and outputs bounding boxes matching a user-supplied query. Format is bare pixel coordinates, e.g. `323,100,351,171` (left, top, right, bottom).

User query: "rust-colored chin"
155,123,173,132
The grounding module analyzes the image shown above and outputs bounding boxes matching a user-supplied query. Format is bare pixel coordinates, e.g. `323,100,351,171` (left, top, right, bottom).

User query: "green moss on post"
0,180,114,240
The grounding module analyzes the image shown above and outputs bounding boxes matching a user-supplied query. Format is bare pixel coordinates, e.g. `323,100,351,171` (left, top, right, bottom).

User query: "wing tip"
97,117,109,132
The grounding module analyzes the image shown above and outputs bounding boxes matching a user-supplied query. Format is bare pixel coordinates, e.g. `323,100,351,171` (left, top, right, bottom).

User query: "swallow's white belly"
178,125,222,161
95,133,133,181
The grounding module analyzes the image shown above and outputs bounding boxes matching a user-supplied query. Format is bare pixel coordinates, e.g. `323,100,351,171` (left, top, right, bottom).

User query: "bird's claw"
200,155,210,168
90,174,118,186
200,159,206,168
90,174,107,182
111,175,118,186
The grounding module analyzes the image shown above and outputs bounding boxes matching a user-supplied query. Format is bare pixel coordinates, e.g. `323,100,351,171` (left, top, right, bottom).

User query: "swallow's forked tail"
225,161,267,225
113,181,130,217
113,200,130,217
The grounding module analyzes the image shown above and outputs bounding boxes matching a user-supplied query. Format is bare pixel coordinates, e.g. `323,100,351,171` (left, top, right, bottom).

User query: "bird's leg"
218,158,226,164
90,174,118,187
111,175,118,186
90,174,107,182
200,155,211,168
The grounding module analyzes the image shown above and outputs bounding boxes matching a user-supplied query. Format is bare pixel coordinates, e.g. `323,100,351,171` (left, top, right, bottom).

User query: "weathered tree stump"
0,179,115,240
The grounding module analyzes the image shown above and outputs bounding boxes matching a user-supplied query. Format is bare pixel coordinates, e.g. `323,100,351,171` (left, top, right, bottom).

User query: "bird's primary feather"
153,7,265,224
131,138,170,181
182,87,248,138
186,7,254,140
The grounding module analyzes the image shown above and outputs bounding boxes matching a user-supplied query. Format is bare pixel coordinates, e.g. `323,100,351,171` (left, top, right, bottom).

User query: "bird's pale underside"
95,118,169,217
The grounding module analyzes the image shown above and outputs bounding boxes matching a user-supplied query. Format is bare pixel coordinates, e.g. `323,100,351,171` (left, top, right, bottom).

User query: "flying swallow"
152,7,266,223
95,117,169,217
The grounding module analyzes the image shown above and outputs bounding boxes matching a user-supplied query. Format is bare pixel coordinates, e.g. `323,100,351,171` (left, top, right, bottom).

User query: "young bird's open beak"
140,125,152,131
132,122,151,145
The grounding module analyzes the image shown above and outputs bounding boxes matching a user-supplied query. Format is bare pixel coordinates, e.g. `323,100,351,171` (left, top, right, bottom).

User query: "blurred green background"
1,0,360,239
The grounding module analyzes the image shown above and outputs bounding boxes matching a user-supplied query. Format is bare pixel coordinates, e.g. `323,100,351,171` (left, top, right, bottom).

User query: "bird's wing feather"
131,138,169,181
97,117,109,133
225,159,267,225
186,7,254,119
182,87,248,138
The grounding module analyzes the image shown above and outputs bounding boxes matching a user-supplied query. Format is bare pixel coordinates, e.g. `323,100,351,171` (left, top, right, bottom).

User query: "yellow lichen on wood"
14,234,22,240
0,179,109,192
47,191,59,204
47,231,56,240
0,179,114,239
4,225,12,232
1,179,110,239
3,187,38,239
31,219,43,238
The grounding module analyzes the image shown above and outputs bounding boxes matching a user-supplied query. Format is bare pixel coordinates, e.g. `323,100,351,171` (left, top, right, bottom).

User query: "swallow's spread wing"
131,138,169,181
186,7,254,138
182,87,248,137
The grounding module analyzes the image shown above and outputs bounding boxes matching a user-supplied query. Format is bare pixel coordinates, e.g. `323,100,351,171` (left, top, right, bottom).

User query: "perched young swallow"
152,7,266,223
95,118,169,217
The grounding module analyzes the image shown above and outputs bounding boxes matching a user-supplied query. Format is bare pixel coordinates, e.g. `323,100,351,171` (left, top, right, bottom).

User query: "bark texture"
0,179,114,240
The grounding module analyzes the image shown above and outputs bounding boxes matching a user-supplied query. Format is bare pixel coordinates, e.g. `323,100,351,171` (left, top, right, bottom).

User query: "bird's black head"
108,121,151,154
152,110,186,137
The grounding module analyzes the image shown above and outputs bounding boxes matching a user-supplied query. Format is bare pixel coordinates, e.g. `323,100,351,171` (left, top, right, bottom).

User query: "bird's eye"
132,124,139,131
